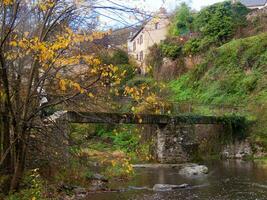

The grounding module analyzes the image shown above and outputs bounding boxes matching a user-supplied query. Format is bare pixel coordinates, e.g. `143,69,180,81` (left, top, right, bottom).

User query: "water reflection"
87,160,267,200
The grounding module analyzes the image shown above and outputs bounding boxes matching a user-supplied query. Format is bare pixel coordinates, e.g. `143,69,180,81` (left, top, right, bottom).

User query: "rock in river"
91,173,108,182
179,164,208,176
153,184,189,191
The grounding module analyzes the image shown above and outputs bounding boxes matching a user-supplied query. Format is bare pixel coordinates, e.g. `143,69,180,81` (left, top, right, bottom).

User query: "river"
86,160,267,200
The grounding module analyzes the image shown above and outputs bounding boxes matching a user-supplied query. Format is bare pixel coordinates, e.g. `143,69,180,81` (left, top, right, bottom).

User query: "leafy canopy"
194,1,249,44
169,3,194,36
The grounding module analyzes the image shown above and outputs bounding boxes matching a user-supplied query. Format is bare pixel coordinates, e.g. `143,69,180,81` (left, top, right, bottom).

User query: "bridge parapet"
64,111,246,125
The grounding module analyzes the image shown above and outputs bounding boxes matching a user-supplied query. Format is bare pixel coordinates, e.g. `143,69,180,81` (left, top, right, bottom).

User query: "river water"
87,160,267,200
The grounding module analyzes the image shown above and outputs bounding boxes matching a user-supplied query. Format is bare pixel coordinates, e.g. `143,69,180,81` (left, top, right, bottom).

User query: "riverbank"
87,160,267,200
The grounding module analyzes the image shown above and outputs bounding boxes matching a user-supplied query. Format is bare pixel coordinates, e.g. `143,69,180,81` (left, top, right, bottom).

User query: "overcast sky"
97,0,226,29
124,0,225,11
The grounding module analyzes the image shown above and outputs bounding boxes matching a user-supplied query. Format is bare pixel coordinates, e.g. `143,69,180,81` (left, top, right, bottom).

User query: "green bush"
194,2,249,45
145,44,163,77
169,32,267,107
183,38,201,55
111,49,129,65
160,42,182,59
7,170,45,200
100,49,129,65
169,3,194,36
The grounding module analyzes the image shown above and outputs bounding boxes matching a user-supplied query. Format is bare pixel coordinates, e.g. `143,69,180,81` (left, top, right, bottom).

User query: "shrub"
111,49,129,65
183,38,201,55
100,49,129,65
145,44,163,77
169,3,194,36
7,169,45,200
194,2,249,45
160,42,182,59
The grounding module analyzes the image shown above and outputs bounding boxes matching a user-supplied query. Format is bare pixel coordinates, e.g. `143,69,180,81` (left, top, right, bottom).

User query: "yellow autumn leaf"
59,79,67,91
88,93,94,98
3,0,13,6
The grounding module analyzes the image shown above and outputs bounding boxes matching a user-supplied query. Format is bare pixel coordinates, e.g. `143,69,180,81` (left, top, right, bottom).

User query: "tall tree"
0,0,144,192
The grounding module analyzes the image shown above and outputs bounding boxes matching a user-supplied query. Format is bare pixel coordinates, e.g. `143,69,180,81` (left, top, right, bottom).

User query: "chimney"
159,7,167,14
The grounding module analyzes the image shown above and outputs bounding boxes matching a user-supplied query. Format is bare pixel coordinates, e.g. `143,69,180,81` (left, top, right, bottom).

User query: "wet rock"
73,187,87,194
132,163,194,169
153,184,189,191
60,195,75,200
58,183,75,192
253,144,267,158
128,186,150,190
179,165,208,176
90,173,108,182
222,140,252,159
75,193,87,200
88,180,108,191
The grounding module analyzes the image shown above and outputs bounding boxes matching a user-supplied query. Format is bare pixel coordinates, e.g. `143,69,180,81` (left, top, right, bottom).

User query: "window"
140,35,143,44
140,51,143,61
155,22,159,30
136,54,139,60
133,41,136,51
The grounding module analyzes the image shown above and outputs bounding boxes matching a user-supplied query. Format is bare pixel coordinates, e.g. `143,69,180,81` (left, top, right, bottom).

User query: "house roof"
130,27,144,42
129,8,169,42
240,0,267,7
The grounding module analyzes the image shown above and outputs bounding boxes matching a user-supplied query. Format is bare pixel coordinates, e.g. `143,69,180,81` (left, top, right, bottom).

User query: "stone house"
127,8,170,74
233,0,267,9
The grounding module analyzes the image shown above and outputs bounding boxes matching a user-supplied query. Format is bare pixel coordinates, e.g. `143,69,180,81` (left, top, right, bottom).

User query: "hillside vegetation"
168,23,267,151
169,33,267,105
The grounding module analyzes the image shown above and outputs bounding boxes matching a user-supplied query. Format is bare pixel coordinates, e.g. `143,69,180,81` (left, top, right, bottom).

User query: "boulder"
73,187,87,195
91,173,108,182
88,180,108,191
179,165,208,176
152,183,189,191
222,140,252,159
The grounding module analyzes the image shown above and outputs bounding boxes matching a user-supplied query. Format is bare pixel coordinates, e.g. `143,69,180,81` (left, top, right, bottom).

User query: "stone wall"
156,123,230,163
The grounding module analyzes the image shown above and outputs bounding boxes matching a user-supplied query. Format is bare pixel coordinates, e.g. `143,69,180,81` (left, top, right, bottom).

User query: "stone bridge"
63,111,238,125
54,111,246,163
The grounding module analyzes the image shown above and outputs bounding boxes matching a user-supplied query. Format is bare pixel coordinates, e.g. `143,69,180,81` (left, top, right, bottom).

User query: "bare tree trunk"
10,134,27,191
0,52,12,175
1,112,11,173
0,102,3,162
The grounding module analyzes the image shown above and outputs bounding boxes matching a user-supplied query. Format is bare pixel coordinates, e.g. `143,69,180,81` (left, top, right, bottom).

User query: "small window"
140,35,143,44
136,54,139,60
155,22,159,30
133,41,136,51
140,51,143,61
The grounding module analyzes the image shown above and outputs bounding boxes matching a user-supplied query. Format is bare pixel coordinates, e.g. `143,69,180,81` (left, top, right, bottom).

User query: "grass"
168,32,267,154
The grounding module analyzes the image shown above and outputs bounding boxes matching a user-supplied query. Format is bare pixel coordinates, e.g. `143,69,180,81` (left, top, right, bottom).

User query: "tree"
194,1,249,44
0,0,138,192
169,3,194,36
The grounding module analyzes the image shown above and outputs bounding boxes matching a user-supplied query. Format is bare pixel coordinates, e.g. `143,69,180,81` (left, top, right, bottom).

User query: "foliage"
7,169,45,200
183,38,201,55
194,2,249,45
104,157,134,179
101,49,129,65
145,44,163,77
169,32,267,151
0,0,128,191
169,3,194,36
94,125,140,153
54,159,91,188
169,33,267,106
251,103,267,151
111,49,129,65
159,41,182,59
